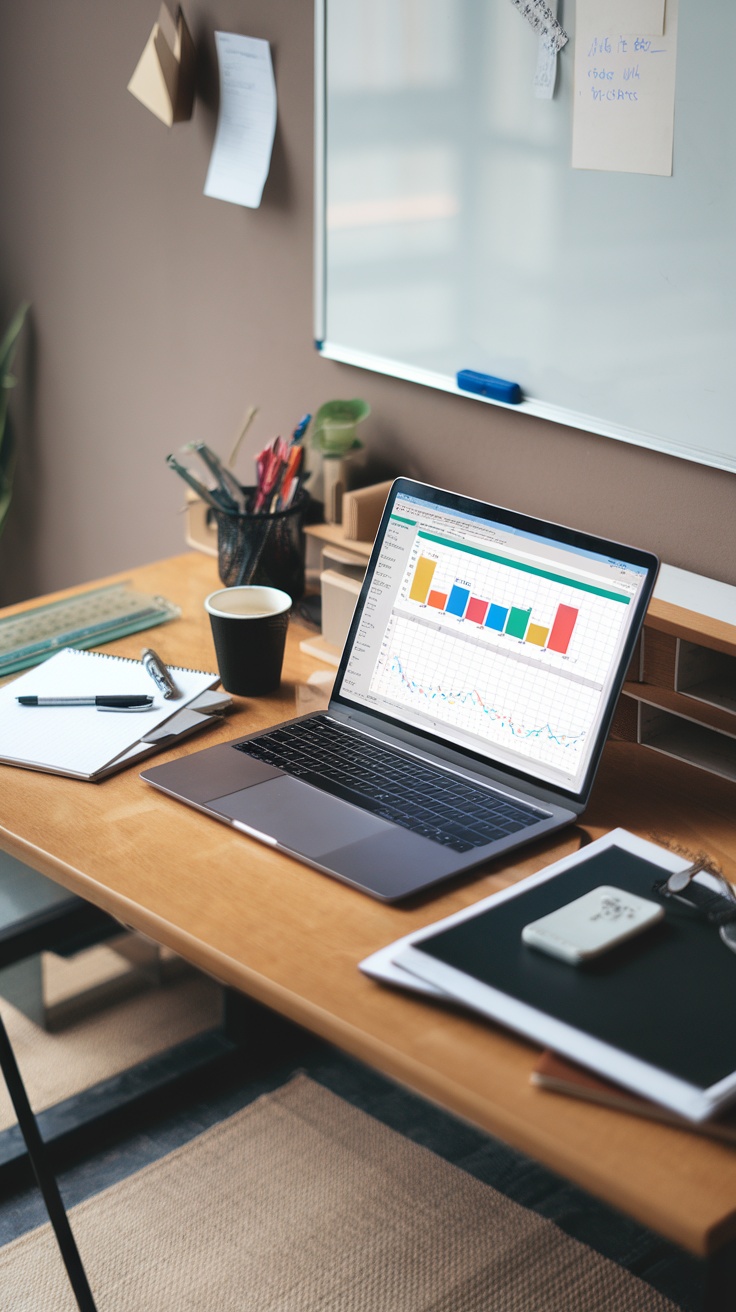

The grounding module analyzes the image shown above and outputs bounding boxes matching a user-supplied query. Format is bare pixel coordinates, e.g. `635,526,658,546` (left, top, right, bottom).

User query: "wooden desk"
2,553,736,1273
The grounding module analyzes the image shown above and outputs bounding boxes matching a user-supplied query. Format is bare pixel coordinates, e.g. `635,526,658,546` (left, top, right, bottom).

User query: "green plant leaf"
0,302,29,540
0,468,13,539
0,301,29,381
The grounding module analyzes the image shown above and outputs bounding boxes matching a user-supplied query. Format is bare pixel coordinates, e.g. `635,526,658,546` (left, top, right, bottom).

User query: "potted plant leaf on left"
0,301,30,539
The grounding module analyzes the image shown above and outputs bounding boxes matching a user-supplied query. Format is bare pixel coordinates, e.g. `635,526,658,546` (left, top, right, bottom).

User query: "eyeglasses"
652,859,736,956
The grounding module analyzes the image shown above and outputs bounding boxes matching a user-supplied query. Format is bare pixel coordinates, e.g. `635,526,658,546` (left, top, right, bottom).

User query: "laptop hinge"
325,704,583,816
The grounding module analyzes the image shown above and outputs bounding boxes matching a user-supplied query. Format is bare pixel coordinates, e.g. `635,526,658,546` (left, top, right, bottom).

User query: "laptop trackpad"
209,776,391,858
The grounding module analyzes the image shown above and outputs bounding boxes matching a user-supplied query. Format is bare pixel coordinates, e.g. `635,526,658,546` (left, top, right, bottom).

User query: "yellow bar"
409,556,437,604
526,623,549,647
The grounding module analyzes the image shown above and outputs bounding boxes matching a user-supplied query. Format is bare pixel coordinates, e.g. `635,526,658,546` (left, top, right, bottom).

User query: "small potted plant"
311,398,370,523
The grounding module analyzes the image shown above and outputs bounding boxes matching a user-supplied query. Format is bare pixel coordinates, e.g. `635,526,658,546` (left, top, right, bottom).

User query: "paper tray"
364,830,736,1124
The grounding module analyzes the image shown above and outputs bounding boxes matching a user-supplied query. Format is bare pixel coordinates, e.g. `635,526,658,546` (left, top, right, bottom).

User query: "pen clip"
98,703,154,713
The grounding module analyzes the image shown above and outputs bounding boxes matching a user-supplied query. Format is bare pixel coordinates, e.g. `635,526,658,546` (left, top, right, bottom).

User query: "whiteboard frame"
317,340,736,473
313,0,736,476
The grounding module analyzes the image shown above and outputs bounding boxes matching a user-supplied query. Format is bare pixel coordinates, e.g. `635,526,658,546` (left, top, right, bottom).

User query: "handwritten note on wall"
572,0,678,175
204,33,277,208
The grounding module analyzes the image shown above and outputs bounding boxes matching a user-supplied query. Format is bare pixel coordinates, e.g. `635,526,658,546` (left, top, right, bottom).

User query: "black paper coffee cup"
205,586,292,696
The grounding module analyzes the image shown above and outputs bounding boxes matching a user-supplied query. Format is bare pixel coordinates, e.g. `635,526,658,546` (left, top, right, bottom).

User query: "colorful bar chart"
407,555,579,654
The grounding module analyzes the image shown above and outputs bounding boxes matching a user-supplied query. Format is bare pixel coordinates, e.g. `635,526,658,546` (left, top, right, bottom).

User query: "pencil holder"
213,488,308,599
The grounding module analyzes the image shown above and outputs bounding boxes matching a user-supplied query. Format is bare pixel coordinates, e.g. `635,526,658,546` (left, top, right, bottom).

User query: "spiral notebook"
0,647,221,780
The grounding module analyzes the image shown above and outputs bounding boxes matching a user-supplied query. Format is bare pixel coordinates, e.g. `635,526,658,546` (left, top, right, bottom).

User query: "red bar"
427,590,448,610
465,596,489,625
547,603,578,655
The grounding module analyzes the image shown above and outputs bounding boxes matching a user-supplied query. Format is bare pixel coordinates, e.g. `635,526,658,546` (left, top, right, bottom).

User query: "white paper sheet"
572,0,678,176
204,33,277,209
1,648,217,777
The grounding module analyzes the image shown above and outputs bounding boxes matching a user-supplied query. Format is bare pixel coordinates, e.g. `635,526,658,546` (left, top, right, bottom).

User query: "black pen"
17,695,153,708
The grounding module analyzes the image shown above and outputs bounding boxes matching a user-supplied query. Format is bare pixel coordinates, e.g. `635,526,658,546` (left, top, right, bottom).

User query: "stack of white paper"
1,647,220,779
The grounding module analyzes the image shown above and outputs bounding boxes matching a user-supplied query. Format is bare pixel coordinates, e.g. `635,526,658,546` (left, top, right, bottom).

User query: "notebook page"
0,647,218,777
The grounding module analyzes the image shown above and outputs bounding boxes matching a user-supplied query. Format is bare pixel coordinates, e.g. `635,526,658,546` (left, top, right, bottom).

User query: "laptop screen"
333,480,657,802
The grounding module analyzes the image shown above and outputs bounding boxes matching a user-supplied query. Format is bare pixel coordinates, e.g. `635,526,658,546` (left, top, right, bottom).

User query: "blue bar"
485,603,509,631
445,585,470,617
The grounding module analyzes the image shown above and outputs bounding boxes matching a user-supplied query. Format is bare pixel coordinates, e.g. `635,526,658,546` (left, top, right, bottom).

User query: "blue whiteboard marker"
456,370,522,405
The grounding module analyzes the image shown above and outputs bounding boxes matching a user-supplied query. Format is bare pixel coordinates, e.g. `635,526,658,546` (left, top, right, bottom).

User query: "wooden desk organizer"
612,565,736,783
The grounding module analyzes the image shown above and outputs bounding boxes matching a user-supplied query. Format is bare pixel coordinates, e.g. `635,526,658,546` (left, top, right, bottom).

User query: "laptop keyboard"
234,716,547,852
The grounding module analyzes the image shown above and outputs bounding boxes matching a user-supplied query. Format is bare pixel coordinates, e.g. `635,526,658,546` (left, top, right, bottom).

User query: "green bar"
505,606,531,639
417,532,630,604
391,514,417,526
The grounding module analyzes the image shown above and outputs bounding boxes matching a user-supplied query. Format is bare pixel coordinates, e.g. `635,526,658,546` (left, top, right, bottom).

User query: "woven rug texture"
0,951,222,1131
0,1072,680,1311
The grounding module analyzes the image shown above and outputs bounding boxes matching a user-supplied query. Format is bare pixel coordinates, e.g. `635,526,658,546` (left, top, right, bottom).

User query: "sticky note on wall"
572,0,678,176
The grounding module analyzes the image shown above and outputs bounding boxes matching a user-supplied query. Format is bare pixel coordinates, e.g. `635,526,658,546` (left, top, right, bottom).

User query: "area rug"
0,948,222,1131
0,1073,680,1311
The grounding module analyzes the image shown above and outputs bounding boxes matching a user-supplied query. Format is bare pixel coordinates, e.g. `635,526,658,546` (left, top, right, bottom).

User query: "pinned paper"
508,0,569,52
203,34,277,209
572,0,678,175
127,3,195,126
533,0,560,98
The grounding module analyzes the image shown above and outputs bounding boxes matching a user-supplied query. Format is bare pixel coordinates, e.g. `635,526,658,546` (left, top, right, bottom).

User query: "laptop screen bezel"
329,478,659,808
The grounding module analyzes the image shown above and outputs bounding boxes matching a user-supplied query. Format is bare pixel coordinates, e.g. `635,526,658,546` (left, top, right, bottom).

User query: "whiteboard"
315,0,736,472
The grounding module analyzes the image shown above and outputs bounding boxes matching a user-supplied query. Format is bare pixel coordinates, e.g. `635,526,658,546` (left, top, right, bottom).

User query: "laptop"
142,479,658,901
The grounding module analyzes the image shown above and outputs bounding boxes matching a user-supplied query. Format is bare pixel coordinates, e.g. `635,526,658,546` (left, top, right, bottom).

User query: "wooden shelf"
612,566,736,782
304,521,373,560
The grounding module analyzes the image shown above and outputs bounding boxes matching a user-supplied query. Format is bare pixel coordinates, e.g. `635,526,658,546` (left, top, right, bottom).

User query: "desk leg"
703,1240,736,1312
0,1015,97,1312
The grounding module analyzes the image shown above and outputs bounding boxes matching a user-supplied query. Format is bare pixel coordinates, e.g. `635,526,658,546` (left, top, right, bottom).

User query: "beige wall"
1,0,734,605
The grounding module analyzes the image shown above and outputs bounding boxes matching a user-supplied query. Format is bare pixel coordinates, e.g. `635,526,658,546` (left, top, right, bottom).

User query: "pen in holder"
212,487,309,599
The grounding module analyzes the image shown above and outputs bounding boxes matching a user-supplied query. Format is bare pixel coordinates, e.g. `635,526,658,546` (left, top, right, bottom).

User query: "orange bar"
427,589,448,610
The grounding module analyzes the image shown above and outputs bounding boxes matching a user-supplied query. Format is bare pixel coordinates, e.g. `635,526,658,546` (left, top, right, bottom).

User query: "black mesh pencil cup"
213,488,308,599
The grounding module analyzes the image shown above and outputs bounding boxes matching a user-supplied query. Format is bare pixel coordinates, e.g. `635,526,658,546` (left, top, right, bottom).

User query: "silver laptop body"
142,479,658,901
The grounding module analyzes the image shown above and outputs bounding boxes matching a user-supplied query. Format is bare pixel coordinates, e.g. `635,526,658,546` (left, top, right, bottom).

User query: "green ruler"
0,583,181,676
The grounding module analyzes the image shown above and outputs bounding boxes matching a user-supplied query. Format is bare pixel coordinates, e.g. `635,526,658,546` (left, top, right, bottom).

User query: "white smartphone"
521,886,664,964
